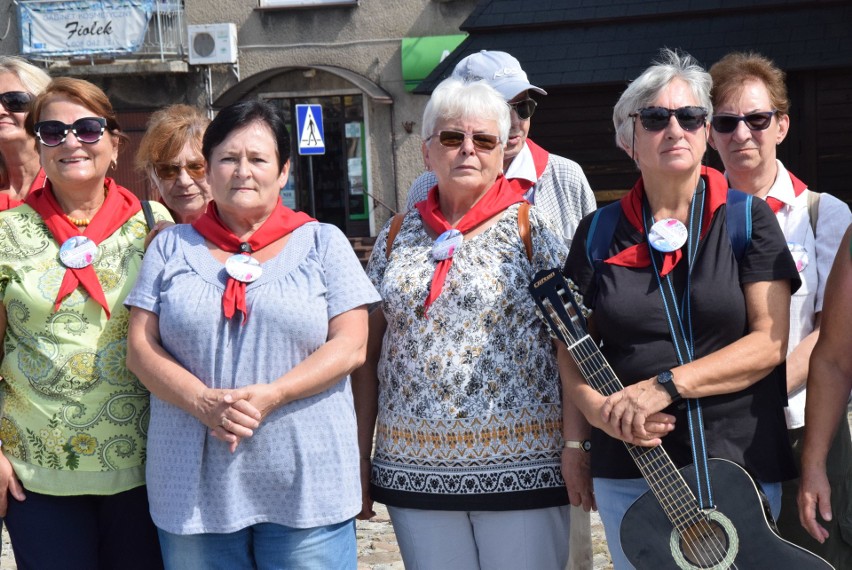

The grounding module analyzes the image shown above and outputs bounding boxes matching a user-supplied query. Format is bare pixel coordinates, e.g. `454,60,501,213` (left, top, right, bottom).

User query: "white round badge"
432,229,464,261
787,242,809,273
225,254,262,283
648,218,688,253
59,236,98,269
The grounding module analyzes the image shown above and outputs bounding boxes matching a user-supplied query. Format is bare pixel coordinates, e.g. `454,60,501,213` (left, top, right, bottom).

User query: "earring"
110,159,118,171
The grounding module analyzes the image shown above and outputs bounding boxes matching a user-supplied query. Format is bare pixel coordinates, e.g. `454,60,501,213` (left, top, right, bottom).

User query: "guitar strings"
543,294,737,568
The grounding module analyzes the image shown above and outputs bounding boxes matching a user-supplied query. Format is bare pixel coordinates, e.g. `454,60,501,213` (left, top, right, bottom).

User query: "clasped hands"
599,378,676,446
199,384,279,452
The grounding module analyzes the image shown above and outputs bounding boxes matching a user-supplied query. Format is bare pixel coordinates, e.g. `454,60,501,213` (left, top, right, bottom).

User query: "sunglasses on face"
508,98,537,120
34,117,107,147
710,111,776,134
630,106,708,132
154,162,206,181
0,91,34,113
429,130,500,151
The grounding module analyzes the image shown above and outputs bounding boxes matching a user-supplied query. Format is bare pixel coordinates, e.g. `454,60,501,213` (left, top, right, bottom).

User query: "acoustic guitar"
529,268,832,569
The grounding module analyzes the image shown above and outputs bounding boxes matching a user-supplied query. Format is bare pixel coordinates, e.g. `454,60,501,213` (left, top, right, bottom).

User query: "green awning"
401,34,467,92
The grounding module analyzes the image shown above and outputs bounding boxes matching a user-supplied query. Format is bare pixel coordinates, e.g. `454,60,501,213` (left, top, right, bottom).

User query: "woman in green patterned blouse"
0,77,168,569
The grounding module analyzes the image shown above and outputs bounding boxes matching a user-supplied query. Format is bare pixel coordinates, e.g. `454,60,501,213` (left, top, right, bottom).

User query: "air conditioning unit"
187,23,238,65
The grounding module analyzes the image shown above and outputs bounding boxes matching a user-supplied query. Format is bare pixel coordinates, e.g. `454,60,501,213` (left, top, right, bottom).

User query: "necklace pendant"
648,218,688,252
432,229,463,261
225,253,262,283
59,236,98,268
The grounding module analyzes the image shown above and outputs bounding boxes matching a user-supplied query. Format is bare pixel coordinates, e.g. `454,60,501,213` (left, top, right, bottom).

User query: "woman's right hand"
598,411,676,447
356,456,376,520
0,452,25,517
197,388,260,453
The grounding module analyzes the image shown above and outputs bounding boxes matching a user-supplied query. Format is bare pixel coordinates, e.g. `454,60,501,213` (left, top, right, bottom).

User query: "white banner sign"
18,0,154,57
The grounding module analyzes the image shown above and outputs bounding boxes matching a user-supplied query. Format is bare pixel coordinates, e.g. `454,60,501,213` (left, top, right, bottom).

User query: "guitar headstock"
529,269,591,346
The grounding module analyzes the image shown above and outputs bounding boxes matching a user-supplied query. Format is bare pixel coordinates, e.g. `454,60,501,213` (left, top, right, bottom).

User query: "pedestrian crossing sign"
296,104,325,155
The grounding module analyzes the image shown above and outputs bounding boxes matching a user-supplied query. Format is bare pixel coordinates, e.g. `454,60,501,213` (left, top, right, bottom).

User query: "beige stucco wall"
188,0,478,230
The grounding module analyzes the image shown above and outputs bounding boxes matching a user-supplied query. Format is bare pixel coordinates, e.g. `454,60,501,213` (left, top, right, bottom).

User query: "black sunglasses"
429,130,500,151
630,106,708,132
710,111,776,134
508,98,537,120
34,117,107,147
0,91,34,113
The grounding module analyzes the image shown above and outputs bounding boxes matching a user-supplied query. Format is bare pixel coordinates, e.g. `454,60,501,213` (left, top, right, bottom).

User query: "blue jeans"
594,476,782,570
157,519,356,570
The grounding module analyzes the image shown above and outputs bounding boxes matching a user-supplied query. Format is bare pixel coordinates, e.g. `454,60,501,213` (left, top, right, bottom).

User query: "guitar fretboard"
544,298,707,533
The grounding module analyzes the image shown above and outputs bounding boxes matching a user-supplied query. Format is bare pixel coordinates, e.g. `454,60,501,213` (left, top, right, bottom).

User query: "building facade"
3,0,477,236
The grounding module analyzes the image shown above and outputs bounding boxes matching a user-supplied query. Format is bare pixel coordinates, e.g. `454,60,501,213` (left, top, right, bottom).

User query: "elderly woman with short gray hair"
353,77,588,570
561,49,800,568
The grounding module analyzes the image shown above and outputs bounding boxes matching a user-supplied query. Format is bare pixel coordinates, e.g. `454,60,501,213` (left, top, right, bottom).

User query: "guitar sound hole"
679,519,729,568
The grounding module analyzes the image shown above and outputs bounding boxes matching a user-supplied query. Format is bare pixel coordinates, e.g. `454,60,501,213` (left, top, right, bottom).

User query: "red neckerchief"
765,171,807,214
605,166,728,277
0,168,47,211
192,199,315,323
415,175,525,316
515,138,550,192
25,178,141,318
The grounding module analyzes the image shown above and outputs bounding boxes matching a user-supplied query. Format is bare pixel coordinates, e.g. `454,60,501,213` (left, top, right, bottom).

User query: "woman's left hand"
562,448,596,512
208,384,281,451
601,379,674,442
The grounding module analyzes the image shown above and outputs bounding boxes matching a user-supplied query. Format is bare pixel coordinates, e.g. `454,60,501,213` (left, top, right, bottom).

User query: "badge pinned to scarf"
648,218,688,253
432,229,463,261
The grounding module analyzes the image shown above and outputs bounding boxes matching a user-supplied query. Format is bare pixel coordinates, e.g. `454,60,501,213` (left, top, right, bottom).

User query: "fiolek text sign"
18,0,154,57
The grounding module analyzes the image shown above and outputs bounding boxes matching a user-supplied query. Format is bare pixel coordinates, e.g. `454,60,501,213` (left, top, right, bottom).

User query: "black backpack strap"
141,200,156,232
725,188,752,262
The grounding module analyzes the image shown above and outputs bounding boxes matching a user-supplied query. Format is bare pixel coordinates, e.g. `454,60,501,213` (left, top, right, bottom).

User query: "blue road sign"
296,104,325,155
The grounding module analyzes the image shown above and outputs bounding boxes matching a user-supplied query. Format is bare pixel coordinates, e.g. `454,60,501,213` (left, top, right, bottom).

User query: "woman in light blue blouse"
125,99,380,569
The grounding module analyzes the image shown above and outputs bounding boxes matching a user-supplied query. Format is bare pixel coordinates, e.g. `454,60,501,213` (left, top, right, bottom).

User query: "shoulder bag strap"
518,202,532,262
385,213,406,260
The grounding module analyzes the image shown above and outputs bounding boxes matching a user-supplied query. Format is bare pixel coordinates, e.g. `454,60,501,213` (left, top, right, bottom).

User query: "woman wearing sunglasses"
560,49,801,569
0,56,50,208
708,52,852,567
136,104,211,224
354,77,577,569
0,77,169,569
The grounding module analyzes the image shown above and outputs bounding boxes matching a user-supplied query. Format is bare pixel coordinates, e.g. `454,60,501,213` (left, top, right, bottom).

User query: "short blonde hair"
135,105,209,178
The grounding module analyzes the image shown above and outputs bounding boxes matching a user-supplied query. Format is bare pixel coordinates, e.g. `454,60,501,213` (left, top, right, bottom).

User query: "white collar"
504,142,537,184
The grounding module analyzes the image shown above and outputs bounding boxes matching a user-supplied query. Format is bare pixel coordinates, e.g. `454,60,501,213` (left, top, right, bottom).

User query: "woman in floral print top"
353,77,590,570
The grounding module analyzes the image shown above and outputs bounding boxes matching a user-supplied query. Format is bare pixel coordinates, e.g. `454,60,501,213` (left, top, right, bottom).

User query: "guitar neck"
569,335,705,530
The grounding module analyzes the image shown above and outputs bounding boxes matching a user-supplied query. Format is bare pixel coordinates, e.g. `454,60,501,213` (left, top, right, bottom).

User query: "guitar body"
621,458,832,569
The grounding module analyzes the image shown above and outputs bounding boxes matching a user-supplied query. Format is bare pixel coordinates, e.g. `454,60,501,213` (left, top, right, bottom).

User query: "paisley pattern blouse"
0,201,170,495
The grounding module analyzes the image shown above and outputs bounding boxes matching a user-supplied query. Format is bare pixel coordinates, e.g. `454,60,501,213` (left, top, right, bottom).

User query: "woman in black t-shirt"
561,49,800,569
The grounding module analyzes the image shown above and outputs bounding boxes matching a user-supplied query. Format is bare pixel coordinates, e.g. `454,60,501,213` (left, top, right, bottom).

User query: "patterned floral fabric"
367,204,570,510
0,201,171,495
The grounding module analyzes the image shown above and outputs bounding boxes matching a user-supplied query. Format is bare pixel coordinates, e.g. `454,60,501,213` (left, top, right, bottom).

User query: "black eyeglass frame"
508,98,537,120
710,111,777,134
34,117,108,147
629,106,708,132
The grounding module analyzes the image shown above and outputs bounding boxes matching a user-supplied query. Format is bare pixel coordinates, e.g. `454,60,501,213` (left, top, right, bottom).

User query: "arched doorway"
214,66,393,237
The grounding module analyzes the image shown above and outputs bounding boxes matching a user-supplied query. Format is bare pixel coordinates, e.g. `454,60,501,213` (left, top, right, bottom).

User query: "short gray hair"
421,78,510,144
613,49,712,154
0,56,50,96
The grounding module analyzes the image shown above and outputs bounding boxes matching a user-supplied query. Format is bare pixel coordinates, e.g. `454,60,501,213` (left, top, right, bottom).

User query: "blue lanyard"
643,178,715,510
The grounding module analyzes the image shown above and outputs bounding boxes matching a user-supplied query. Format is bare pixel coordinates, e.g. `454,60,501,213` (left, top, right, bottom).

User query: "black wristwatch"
656,370,682,402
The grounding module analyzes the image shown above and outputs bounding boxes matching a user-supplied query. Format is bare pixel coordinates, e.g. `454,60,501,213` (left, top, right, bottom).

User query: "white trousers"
387,505,571,570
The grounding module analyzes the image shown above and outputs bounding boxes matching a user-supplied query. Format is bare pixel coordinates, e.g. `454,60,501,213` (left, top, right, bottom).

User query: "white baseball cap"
451,50,547,101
